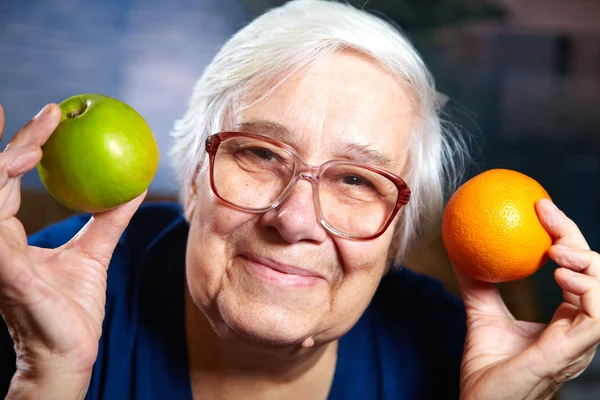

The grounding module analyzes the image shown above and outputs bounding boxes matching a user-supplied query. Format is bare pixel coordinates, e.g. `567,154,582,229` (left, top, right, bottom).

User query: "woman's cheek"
334,236,392,275
200,205,256,237
193,178,255,237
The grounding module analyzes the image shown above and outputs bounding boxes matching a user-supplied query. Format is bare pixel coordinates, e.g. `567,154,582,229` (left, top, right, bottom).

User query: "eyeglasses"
205,132,411,240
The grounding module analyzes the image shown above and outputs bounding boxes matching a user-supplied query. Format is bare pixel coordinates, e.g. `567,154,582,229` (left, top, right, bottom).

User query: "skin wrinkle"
238,120,394,169
184,51,415,399
240,59,412,173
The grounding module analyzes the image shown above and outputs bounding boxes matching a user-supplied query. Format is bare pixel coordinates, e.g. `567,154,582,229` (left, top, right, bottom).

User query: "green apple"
37,93,159,213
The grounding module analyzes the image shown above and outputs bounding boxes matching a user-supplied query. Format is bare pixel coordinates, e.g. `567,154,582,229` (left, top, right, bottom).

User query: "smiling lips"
241,254,327,287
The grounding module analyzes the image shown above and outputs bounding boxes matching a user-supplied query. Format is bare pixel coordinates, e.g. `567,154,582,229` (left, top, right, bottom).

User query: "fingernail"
546,199,559,211
560,267,577,276
34,104,50,119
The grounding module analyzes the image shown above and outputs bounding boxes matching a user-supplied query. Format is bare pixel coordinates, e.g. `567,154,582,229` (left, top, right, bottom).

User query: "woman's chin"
215,297,324,347
230,325,309,348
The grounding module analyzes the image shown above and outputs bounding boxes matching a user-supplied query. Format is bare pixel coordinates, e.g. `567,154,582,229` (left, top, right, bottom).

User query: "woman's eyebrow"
338,143,393,168
238,120,294,140
237,119,394,168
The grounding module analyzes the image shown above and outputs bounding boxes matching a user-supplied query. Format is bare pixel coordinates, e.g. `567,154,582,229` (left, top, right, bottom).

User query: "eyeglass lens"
211,136,399,238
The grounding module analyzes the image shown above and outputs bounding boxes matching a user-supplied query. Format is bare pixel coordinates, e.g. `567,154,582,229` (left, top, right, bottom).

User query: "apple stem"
68,102,88,118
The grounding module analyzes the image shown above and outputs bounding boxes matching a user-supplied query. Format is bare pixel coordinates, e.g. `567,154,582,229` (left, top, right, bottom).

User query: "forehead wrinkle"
325,122,399,170
334,142,394,168
236,118,323,150
237,118,400,171
237,119,294,141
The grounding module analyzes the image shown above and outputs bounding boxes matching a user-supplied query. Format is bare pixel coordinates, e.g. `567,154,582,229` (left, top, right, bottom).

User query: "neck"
184,289,337,400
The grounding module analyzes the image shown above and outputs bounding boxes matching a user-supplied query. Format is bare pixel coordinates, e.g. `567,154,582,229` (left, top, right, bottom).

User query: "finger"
536,198,590,251
0,240,38,303
548,270,600,367
549,245,599,280
0,104,5,142
3,104,61,151
0,147,44,221
555,267,600,319
65,191,147,267
452,263,514,319
563,289,581,308
0,146,43,189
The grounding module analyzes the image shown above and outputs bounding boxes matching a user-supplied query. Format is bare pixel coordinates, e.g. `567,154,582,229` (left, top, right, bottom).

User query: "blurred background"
1,0,599,398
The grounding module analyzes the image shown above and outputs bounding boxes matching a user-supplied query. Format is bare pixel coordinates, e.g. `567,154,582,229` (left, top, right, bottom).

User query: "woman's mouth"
240,254,327,288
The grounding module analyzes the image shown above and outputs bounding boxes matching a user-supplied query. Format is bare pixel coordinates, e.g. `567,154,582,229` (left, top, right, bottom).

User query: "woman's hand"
0,104,145,399
456,198,600,400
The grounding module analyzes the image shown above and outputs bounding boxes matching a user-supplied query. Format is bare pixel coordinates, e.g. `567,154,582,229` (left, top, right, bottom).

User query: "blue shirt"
1,203,466,399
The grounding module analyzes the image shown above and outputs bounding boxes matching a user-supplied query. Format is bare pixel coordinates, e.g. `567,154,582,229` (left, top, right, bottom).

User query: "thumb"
453,263,514,319
536,198,589,250
66,191,147,266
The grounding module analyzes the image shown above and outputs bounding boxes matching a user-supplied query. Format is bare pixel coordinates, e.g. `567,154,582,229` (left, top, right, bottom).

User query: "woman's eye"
342,175,371,187
249,148,276,161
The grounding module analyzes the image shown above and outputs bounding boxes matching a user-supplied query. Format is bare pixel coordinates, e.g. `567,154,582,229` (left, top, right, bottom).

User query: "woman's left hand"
457,198,600,400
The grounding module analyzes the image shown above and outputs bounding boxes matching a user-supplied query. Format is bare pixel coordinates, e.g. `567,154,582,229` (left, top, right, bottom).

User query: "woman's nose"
260,180,328,244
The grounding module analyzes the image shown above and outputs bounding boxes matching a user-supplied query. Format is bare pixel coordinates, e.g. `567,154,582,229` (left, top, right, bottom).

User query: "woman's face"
185,51,415,346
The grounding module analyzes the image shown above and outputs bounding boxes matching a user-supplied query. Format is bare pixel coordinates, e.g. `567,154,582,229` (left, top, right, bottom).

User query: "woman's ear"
184,187,196,221
184,165,201,221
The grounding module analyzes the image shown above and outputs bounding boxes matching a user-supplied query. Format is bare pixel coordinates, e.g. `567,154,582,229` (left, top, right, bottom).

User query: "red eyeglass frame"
205,131,411,240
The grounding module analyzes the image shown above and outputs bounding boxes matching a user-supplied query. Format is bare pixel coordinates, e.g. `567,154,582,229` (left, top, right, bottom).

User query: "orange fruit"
441,168,552,283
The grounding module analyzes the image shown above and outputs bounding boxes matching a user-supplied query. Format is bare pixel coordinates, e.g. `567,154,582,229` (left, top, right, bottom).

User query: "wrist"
7,367,92,400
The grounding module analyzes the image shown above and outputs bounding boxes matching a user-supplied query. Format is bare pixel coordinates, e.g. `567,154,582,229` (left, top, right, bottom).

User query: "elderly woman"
1,1,599,399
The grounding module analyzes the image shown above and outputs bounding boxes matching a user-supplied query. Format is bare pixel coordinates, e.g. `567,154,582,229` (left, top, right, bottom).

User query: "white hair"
169,0,468,264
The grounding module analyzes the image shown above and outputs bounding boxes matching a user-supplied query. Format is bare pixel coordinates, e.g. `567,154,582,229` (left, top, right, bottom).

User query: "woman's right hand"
0,104,145,399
